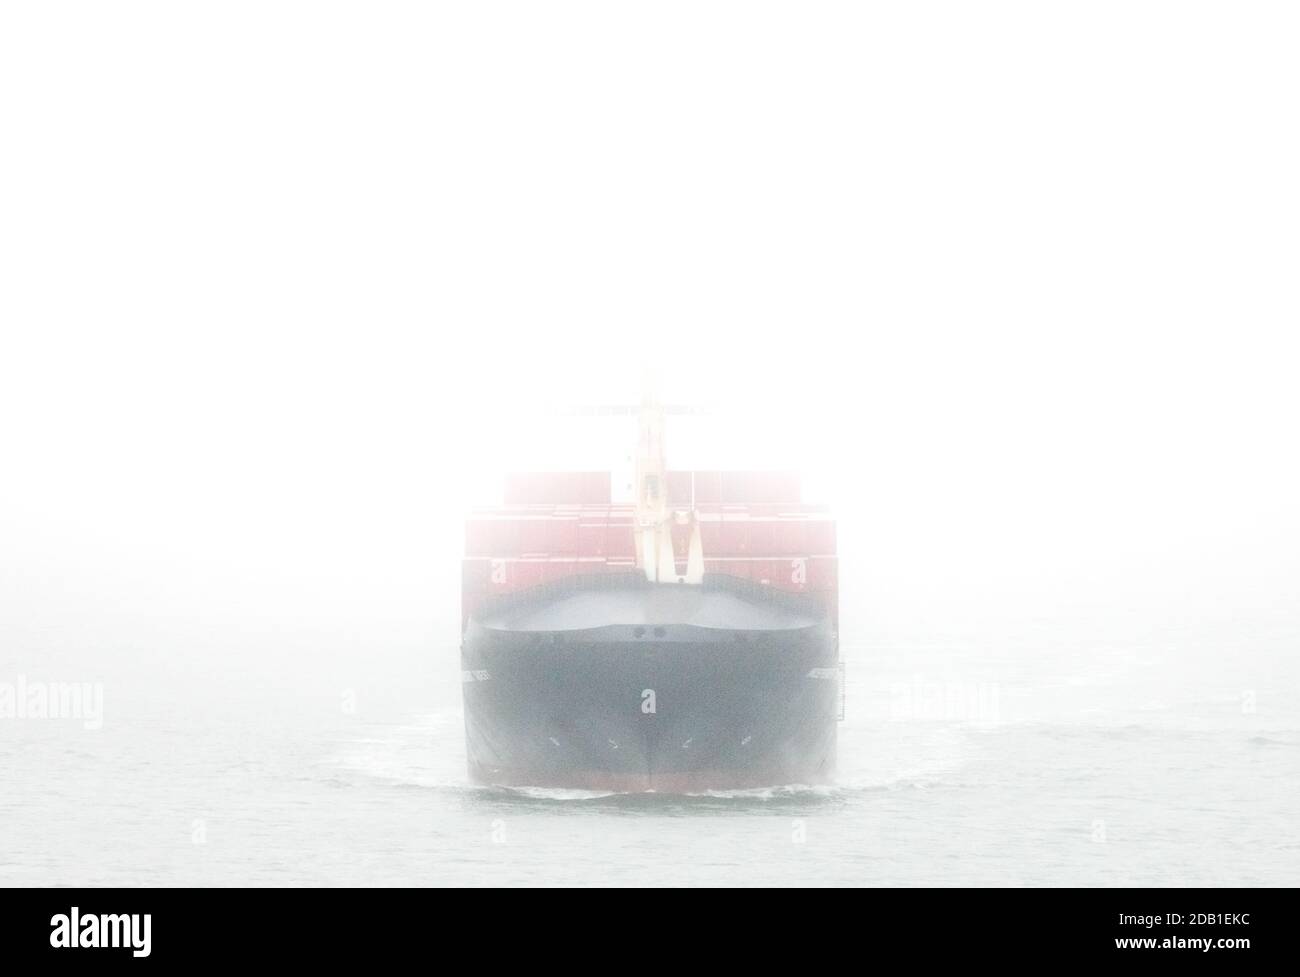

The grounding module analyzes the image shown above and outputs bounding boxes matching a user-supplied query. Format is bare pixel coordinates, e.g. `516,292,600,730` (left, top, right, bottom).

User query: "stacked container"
463,471,837,630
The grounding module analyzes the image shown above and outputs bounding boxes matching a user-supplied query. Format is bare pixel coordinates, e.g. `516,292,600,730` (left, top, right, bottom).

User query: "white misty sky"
1,3,1297,652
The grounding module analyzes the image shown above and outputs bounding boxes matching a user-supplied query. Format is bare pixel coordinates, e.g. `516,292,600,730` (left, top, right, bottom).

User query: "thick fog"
2,1,1298,858
4,3,1296,668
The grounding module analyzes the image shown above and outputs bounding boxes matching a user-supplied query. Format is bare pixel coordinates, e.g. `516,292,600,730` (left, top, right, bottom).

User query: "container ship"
460,399,840,792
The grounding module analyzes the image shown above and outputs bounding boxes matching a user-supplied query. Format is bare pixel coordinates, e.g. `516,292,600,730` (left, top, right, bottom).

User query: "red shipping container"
720,512,749,556
464,474,834,621
547,515,579,557
578,512,608,558
605,515,636,559
747,517,777,554
698,513,724,554
775,516,807,555
515,516,548,555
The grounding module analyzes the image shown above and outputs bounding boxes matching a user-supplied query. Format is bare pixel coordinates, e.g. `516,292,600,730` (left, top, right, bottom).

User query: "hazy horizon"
2,2,1297,887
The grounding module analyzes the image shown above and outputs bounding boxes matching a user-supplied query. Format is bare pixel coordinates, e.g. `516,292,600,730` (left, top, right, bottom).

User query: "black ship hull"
461,574,839,792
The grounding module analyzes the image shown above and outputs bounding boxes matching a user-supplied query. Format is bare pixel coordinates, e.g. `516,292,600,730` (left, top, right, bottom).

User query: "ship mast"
633,390,704,584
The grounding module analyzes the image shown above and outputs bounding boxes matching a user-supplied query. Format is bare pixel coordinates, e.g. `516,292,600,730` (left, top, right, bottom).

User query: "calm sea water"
2,628,1297,887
